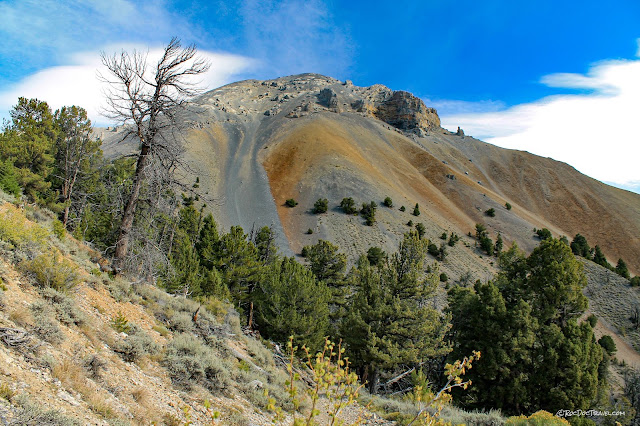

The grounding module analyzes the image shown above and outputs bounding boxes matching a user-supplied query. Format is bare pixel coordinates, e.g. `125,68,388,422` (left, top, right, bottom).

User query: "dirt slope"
100,73,640,279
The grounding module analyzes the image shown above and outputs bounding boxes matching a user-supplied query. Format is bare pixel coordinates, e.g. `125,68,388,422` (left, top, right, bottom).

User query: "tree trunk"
247,301,254,329
114,143,150,268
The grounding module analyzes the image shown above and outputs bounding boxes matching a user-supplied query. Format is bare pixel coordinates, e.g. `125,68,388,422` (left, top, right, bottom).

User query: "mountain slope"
101,73,640,276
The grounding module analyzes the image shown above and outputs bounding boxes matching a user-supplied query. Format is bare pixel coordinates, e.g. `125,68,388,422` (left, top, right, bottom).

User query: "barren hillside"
100,73,639,278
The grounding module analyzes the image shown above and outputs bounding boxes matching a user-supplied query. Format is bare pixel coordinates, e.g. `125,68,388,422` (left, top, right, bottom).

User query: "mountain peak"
196,74,440,134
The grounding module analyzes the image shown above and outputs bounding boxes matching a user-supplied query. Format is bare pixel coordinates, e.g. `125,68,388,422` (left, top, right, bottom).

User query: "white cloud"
441,57,640,191
0,46,256,126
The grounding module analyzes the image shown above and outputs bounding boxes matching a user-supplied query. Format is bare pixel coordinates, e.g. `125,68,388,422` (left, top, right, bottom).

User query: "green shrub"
11,394,80,425
506,410,569,425
440,272,448,282
535,228,552,240
360,201,376,226
440,232,447,240
412,203,420,216
21,252,79,291
485,208,496,217
505,202,512,210
52,219,66,240
0,205,49,250
111,311,131,333
448,232,460,247
30,301,65,344
167,311,195,334
427,242,439,257
164,333,231,393
399,205,406,212
631,276,640,287
586,314,597,328
383,197,393,207
115,327,159,362
598,335,617,355
415,223,426,239
312,198,328,214
41,287,86,326
340,197,357,214
285,198,298,207
406,220,413,227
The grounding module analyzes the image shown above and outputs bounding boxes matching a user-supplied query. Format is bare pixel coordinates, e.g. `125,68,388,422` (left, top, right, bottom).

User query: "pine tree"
254,257,329,351
448,238,604,415
0,159,21,197
302,239,348,324
313,198,328,214
196,214,220,270
343,233,450,393
494,233,503,257
570,234,591,259
1,98,57,203
412,203,420,216
252,226,278,265
616,258,630,279
592,245,611,269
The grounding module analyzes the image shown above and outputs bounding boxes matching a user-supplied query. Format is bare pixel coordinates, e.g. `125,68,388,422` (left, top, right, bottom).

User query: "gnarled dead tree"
99,37,210,269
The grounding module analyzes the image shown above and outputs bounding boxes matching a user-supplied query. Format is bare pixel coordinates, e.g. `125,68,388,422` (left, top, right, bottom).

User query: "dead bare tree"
99,37,210,269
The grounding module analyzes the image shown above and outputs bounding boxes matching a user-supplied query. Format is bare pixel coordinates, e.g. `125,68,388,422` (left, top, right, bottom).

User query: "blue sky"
1,0,639,192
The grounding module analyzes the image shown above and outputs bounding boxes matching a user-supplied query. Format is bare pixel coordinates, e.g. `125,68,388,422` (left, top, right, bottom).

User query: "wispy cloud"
441,52,640,193
0,0,196,73
0,46,255,126
240,0,353,78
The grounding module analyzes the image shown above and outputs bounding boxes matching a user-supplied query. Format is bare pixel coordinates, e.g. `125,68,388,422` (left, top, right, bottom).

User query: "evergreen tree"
313,198,328,214
343,234,449,393
302,240,348,323
383,196,393,207
592,245,611,269
252,225,278,265
570,234,591,259
616,258,630,279
52,105,102,226
196,214,220,270
360,201,377,226
0,159,21,197
412,203,420,216
340,197,357,214
415,222,426,239
494,233,504,256
366,246,386,266
448,238,603,415
254,257,329,351
1,98,57,203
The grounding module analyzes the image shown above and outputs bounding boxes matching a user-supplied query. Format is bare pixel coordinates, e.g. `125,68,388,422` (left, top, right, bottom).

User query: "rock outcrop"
373,91,441,132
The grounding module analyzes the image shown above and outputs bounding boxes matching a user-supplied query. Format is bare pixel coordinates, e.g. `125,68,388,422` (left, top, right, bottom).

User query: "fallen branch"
0,327,31,347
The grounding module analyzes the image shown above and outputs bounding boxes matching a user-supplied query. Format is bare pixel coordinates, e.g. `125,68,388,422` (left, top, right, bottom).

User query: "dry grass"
131,386,150,406
52,358,118,419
